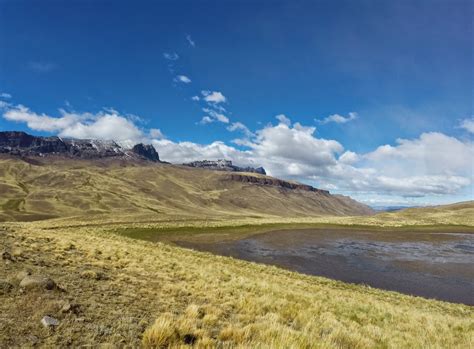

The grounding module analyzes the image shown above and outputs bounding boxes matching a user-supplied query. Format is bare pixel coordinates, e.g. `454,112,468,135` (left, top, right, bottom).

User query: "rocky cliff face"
183,159,266,175
225,173,330,194
0,131,161,162
131,144,160,162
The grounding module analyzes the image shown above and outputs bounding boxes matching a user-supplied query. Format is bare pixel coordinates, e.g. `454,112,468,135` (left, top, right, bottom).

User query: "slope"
0,156,373,222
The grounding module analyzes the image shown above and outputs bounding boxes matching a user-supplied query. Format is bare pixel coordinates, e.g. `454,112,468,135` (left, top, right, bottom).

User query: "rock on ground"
19,275,56,290
41,316,60,328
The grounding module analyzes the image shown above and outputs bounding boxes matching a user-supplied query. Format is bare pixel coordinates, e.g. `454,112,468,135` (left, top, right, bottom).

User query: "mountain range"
0,130,374,222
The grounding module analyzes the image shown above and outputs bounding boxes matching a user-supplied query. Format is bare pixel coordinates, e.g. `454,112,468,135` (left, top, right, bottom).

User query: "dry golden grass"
0,157,372,223
1,221,473,348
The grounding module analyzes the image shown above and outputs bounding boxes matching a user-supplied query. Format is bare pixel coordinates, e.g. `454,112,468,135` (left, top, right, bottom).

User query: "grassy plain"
1,219,473,348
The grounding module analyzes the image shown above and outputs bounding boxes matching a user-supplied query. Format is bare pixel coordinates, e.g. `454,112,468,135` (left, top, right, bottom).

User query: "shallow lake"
176,228,474,305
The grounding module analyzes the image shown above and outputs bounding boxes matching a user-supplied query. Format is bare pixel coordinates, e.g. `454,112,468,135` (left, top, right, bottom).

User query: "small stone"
20,275,56,290
63,243,76,251
80,270,107,280
1,250,12,261
0,280,13,294
11,247,23,257
41,315,59,328
15,270,31,282
61,302,81,314
27,335,39,345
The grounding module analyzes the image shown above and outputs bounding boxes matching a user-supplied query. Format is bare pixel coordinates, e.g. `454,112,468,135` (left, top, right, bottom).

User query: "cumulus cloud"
153,120,345,179
201,90,226,104
326,132,474,197
151,139,253,165
364,132,473,177
459,117,474,134
163,52,179,61
0,93,11,99
318,112,358,124
4,105,80,132
157,125,473,199
3,104,144,143
339,151,359,164
191,96,200,101
174,75,191,84
3,101,472,201
250,122,343,170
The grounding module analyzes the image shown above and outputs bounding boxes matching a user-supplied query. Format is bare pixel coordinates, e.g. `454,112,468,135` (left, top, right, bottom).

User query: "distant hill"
0,155,374,222
372,205,417,212
343,201,474,227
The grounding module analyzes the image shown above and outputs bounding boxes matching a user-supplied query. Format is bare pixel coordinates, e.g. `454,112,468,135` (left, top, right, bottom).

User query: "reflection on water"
178,229,474,305
284,236,474,263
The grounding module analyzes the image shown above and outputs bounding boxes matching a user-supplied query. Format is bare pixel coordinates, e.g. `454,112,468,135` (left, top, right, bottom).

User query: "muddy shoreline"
175,228,474,305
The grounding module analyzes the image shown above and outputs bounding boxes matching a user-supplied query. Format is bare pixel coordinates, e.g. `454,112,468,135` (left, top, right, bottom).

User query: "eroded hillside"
0,156,373,222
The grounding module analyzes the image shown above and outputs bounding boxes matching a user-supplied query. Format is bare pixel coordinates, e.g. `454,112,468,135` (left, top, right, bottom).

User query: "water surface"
177,228,474,305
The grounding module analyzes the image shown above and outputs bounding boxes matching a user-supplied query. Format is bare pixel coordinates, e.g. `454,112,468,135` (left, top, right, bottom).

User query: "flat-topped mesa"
226,173,330,194
0,131,161,162
183,159,266,175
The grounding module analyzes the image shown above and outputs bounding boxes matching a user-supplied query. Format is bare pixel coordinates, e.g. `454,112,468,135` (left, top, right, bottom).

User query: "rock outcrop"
225,173,330,194
183,159,266,175
131,143,160,162
0,131,161,162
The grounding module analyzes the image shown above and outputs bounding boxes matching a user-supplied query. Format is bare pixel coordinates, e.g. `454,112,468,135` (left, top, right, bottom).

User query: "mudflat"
176,228,474,305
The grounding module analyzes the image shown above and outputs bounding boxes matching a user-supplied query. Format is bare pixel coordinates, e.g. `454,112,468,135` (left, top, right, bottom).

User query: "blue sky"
0,0,472,206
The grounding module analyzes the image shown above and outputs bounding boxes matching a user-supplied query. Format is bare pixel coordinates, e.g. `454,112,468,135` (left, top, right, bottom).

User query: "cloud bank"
2,103,473,203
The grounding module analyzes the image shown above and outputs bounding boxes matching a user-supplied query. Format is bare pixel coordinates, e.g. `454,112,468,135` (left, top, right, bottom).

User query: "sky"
0,0,472,207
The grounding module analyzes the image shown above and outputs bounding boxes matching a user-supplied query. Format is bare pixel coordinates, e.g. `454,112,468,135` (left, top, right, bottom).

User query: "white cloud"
199,116,213,124
154,126,473,199
4,105,80,132
318,112,358,124
364,132,473,177
149,128,165,139
3,101,472,201
202,108,229,124
459,117,474,134
151,139,253,165
191,96,200,101
325,132,474,197
275,114,291,126
163,52,179,61
0,93,11,99
201,90,226,104
214,114,229,123
250,122,343,171
339,151,359,164
186,34,195,47
3,105,144,143
59,114,143,142
0,101,11,109
227,122,254,137
174,75,191,84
